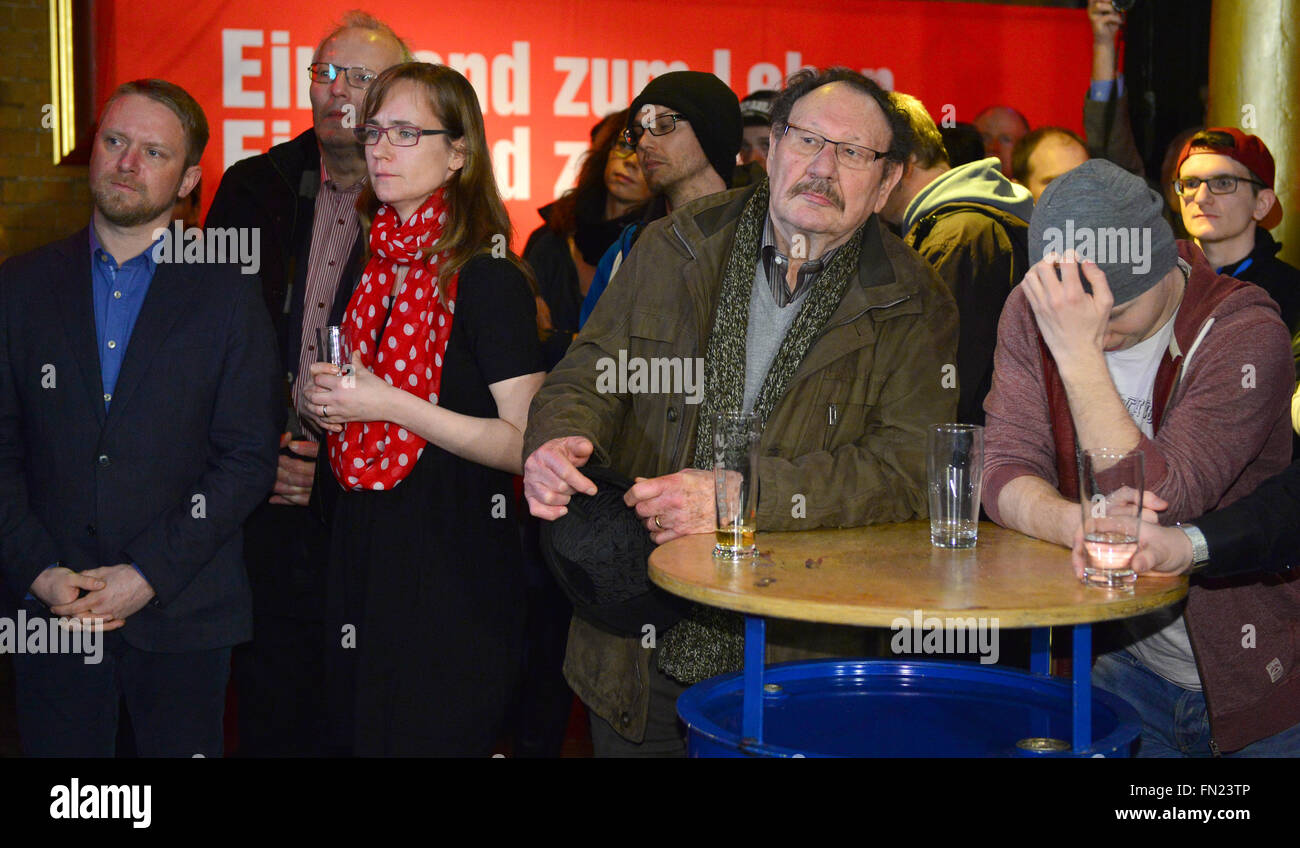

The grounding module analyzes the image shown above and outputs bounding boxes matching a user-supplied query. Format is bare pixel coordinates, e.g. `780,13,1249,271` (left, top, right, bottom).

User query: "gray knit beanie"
1029,158,1178,304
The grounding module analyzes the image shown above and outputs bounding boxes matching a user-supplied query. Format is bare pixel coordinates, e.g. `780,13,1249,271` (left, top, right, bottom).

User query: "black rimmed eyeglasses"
622,113,688,146
1171,175,1267,197
355,125,457,147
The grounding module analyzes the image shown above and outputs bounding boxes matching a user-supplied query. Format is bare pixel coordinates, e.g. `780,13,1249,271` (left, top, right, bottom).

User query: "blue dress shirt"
89,227,161,409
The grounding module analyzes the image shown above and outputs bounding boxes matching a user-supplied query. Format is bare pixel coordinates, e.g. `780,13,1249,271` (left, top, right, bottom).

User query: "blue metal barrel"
677,659,1141,757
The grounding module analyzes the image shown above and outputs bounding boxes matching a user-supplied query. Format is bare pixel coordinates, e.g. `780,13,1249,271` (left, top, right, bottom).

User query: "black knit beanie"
628,71,742,185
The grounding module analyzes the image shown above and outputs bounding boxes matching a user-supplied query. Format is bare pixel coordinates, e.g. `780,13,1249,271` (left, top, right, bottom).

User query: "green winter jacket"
522,182,959,742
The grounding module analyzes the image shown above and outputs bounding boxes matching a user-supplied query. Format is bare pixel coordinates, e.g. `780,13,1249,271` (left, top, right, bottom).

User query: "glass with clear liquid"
1079,449,1144,588
927,424,984,548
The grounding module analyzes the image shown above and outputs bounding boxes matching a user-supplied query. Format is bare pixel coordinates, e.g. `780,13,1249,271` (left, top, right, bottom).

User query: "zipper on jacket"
666,221,703,471
1181,602,1223,757
671,223,697,260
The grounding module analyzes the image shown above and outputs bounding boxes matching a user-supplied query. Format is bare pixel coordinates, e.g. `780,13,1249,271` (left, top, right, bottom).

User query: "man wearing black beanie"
578,70,742,325
627,70,743,202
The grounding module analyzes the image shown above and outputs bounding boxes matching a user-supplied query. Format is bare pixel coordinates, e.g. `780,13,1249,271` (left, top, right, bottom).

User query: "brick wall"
0,0,90,262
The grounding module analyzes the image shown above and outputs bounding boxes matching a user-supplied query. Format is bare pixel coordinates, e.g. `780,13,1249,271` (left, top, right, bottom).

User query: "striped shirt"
294,166,364,435
760,215,841,308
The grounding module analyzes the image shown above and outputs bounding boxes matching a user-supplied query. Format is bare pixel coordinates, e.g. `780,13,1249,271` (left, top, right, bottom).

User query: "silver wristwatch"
1177,523,1210,573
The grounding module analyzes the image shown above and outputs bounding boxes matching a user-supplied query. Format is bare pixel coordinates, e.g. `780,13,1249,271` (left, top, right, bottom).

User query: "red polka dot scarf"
328,188,459,491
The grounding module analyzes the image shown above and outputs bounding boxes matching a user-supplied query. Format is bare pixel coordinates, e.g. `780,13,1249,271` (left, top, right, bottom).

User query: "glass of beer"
713,411,761,559
1078,448,1143,588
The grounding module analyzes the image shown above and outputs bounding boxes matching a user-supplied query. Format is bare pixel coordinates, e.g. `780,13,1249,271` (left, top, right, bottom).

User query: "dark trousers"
234,501,329,756
12,616,230,758
511,515,575,757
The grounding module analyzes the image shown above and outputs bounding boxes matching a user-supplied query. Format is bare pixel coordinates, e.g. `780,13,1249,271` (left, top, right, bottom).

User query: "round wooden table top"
648,521,1187,628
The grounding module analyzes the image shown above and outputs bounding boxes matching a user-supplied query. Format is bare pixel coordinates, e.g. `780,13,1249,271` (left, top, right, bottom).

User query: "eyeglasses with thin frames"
780,123,888,170
307,62,379,89
1172,174,1266,197
355,125,456,147
622,113,688,146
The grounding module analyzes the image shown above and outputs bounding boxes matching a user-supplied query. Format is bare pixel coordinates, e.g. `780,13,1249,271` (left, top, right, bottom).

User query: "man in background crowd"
1173,128,1300,351
1011,127,1090,203
738,89,777,170
881,92,1032,425
974,104,1030,176
205,10,408,756
578,71,742,326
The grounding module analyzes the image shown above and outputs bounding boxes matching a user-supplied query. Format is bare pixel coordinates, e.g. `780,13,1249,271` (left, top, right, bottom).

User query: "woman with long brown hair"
304,62,544,755
524,109,649,366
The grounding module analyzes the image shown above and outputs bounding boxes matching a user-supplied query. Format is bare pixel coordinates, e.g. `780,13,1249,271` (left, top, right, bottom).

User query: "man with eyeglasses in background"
578,71,742,326
1173,129,1300,373
205,11,408,757
525,67,957,755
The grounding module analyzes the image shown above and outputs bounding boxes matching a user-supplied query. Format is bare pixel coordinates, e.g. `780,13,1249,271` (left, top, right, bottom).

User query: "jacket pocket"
807,361,874,452
628,308,679,344
624,308,696,471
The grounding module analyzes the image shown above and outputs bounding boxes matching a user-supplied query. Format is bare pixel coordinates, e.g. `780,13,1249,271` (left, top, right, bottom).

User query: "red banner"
95,0,1091,246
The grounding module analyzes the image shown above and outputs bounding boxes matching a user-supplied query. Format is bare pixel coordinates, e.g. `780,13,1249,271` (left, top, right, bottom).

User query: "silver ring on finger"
322,404,329,418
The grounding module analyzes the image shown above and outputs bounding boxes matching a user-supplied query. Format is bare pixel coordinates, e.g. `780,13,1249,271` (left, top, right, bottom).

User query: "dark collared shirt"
759,215,842,308
89,226,161,410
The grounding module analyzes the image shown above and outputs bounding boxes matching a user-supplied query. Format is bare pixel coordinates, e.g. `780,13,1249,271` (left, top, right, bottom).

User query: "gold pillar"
1208,0,1300,267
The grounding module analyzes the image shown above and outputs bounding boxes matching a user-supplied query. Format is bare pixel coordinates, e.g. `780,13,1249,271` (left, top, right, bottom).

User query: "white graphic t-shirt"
1104,307,1202,691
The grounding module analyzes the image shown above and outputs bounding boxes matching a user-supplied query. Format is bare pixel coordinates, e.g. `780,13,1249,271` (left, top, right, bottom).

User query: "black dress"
322,254,542,756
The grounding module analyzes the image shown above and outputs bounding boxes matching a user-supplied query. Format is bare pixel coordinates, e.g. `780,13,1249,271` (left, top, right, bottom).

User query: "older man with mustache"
523,67,958,756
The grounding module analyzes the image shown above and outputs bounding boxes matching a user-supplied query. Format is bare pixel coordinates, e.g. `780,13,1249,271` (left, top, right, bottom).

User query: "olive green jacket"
522,183,959,742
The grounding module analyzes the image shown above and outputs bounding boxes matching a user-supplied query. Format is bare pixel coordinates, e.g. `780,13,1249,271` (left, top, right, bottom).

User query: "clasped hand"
31,564,156,631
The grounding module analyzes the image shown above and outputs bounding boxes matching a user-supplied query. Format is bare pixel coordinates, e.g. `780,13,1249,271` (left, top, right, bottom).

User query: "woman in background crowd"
305,62,544,756
524,109,650,367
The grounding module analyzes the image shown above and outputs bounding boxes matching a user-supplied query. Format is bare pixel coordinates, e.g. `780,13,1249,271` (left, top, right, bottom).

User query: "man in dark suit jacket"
0,79,279,757
204,12,407,756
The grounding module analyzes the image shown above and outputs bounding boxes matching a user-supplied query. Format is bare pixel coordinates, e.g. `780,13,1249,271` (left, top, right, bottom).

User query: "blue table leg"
1030,627,1051,676
1072,623,1092,752
742,615,765,744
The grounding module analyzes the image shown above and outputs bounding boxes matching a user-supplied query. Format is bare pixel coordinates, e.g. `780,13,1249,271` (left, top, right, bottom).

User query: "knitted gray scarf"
657,180,863,685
